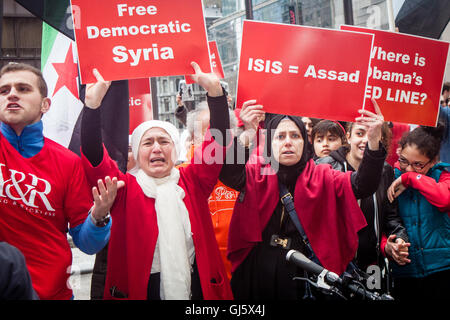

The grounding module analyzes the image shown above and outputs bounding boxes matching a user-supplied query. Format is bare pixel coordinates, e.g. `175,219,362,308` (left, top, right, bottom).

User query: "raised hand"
91,176,125,222
237,99,265,148
239,99,265,132
189,62,223,97
354,98,385,151
85,68,112,109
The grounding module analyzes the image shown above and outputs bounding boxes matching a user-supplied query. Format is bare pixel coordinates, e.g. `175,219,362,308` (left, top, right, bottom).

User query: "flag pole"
386,0,396,31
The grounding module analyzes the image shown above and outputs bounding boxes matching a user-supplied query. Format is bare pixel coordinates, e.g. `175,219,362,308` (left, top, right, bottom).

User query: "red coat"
227,159,368,276
82,135,233,300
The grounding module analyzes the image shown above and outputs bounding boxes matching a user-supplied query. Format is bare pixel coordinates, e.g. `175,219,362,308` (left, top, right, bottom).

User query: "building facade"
1,0,42,69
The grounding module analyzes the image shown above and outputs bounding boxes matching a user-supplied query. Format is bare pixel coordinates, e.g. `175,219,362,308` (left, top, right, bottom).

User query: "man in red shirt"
0,63,114,299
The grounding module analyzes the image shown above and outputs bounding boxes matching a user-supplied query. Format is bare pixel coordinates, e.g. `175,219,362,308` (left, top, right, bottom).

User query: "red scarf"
227,159,367,275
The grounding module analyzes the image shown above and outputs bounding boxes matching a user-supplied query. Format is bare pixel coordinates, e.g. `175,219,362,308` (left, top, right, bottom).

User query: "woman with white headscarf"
80,63,233,300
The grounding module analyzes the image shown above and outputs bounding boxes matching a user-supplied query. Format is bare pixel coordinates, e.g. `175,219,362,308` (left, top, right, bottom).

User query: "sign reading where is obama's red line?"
70,0,212,84
341,25,449,127
236,20,374,123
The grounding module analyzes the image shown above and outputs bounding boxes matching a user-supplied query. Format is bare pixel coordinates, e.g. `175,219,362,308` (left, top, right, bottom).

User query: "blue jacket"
392,163,450,278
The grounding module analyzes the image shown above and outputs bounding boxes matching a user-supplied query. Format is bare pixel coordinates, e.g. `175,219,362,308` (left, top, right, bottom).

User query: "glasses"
398,156,431,170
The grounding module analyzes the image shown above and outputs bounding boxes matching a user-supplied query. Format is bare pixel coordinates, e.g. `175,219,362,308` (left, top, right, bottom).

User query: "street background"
69,238,96,300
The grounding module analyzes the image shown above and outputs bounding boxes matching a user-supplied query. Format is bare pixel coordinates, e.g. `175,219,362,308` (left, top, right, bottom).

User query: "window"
164,98,170,112
1,17,42,69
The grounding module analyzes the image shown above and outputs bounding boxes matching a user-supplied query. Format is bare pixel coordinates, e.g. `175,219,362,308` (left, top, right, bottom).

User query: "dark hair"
346,121,392,151
311,120,347,144
442,82,450,94
0,62,48,97
399,124,444,160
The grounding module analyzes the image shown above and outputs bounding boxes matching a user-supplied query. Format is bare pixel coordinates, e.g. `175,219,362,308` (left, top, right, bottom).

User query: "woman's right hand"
238,99,265,148
85,68,112,109
239,99,265,132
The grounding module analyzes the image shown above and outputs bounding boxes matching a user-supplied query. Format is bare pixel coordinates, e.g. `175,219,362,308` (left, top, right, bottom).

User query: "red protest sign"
185,40,225,84
129,78,152,134
70,0,211,84
236,21,374,123
341,25,449,126
209,41,225,79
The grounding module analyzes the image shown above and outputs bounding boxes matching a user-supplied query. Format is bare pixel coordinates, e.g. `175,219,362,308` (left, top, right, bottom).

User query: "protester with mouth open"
80,62,233,300
219,98,388,300
0,63,112,300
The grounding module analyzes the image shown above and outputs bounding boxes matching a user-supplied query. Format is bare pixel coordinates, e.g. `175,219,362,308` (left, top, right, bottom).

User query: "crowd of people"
0,61,448,301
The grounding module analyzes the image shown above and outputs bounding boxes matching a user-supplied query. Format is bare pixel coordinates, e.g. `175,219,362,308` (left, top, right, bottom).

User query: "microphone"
286,250,341,286
286,250,392,300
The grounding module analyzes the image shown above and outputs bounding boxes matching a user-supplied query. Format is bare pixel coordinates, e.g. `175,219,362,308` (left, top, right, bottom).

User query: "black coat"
0,242,39,300
316,146,409,271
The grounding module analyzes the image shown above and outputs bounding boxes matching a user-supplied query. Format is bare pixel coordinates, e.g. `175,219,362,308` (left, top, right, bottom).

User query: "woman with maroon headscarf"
219,99,388,300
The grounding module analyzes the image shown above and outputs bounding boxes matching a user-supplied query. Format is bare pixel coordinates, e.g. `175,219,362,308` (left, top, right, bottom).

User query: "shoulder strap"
278,182,321,265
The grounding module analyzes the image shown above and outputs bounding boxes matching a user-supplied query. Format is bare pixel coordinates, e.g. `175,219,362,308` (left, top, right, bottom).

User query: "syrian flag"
16,0,130,173
15,0,75,40
41,23,82,148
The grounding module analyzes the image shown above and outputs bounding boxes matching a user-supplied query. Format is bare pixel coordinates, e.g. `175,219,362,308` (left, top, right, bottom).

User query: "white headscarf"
129,120,195,300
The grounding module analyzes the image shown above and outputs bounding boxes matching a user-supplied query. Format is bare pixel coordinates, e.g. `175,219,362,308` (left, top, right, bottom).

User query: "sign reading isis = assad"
70,0,212,84
236,20,375,123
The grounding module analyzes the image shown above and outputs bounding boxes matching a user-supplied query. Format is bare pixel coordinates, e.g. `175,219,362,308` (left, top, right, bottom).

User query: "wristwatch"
91,212,111,227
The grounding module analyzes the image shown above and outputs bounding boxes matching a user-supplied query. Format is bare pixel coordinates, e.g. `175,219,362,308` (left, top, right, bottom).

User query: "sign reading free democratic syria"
70,0,211,84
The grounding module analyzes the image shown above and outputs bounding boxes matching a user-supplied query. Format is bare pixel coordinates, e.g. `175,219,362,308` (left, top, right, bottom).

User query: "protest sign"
129,78,153,134
236,20,374,123
185,41,225,84
341,25,449,126
70,0,211,84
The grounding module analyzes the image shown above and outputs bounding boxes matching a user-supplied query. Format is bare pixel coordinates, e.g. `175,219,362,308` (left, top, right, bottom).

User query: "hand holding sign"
85,68,112,109
237,99,265,148
190,61,223,97
72,0,211,83
236,21,374,123
239,100,265,132
354,98,385,151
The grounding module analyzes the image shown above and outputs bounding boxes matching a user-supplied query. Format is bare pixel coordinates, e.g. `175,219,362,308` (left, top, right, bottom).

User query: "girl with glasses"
387,125,450,301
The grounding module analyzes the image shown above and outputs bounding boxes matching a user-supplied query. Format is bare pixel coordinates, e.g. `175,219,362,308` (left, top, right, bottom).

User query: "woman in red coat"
80,64,233,300
221,99,388,300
